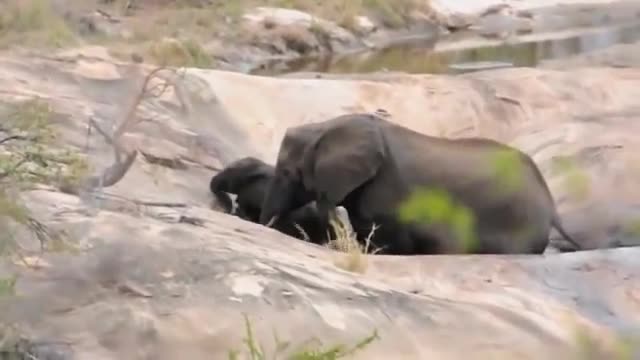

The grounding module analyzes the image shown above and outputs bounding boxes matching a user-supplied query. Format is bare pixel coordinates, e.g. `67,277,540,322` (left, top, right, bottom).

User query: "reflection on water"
253,22,640,75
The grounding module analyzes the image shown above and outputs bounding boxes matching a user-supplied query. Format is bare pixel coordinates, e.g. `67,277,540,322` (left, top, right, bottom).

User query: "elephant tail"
551,214,581,251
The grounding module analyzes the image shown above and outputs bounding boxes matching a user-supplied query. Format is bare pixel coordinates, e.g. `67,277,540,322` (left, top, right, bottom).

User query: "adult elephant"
259,113,580,255
209,156,330,244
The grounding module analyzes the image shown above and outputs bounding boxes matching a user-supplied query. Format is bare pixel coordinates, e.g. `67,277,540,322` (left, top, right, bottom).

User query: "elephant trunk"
259,176,301,226
209,172,234,213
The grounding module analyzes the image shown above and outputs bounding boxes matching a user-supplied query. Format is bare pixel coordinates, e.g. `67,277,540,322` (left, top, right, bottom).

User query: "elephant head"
259,114,386,227
209,157,274,220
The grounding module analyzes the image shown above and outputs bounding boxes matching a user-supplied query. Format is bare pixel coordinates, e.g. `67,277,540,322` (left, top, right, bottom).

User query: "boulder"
0,50,639,359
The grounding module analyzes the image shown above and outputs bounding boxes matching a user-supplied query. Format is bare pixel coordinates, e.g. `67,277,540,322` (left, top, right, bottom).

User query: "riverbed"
252,0,640,76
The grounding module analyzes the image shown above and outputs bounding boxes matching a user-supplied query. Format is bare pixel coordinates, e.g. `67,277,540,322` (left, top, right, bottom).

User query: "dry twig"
0,135,29,146
64,65,182,194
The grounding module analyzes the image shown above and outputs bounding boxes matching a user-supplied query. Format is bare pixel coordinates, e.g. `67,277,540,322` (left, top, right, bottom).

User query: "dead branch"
88,116,126,162
84,150,138,189
0,135,29,146
66,65,181,194
112,66,177,140
26,216,55,251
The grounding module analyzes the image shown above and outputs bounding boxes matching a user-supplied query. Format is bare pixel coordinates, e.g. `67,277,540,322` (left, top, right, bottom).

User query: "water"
253,21,640,76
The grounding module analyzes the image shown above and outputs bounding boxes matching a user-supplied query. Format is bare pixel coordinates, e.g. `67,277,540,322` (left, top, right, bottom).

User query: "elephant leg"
375,219,415,255
472,229,547,255
314,195,340,232
233,205,251,221
347,215,414,255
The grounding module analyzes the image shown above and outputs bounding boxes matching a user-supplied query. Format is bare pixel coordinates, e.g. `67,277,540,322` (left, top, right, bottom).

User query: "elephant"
259,113,581,255
208,156,331,244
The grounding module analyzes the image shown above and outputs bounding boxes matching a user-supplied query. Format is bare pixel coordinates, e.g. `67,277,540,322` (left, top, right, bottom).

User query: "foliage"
0,0,75,48
228,314,379,360
146,37,214,68
326,216,379,274
0,98,87,257
398,187,477,252
1,99,89,190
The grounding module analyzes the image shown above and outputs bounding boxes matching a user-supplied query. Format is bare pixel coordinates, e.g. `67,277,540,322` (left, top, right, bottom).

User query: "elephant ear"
302,117,385,204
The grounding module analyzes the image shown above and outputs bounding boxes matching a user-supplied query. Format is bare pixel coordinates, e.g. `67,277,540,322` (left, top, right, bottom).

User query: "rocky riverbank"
0,49,639,358
6,0,640,75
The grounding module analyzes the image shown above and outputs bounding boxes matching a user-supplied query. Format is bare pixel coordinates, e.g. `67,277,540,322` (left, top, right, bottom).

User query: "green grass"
228,314,379,359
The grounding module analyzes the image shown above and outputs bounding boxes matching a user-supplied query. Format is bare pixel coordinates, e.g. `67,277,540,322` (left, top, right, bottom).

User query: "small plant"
229,314,379,359
0,98,87,258
325,213,380,274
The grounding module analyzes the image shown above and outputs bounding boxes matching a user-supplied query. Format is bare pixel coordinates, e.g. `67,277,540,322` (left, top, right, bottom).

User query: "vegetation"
325,215,380,274
0,0,435,69
0,0,76,49
0,98,87,261
399,187,478,251
228,314,379,360
146,37,214,68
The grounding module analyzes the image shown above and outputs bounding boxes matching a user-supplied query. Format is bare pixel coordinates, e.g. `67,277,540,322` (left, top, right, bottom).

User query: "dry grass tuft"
326,215,380,274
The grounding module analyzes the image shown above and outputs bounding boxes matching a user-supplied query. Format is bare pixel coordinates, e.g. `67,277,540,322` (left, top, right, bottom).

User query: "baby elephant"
209,157,330,244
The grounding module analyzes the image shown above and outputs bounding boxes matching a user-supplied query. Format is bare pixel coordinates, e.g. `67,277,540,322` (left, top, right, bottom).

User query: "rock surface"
541,41,640,69
0,50,640,359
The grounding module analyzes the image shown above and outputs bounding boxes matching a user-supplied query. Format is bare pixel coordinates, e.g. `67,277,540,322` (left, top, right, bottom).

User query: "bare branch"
88,117,124,163
0,135,29,146
67,65,179,195
113,66,174,140
84,150,138,189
